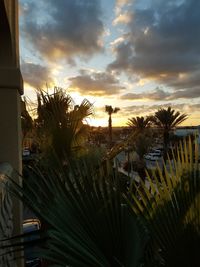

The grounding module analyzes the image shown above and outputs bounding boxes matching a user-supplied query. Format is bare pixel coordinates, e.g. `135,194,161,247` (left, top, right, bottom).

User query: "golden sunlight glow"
113,12,132,25
144,27,149,35
159,73,168,78
110,37,125,47
137,78,149,86
178,73,187,79
23,83,200,127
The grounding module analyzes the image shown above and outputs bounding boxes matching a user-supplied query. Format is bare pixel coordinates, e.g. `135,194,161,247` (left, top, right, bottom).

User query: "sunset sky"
19,0,200,127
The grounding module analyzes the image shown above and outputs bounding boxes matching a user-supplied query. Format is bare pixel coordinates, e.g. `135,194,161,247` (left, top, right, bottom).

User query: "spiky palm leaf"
4,160,145,267
125,136,200,266
150,107,188,159
36,88,93,160
21,99,33,140
127,117,152,132
37,87,73,125
105,106,120,116
151,107,188,144
152,107,188,131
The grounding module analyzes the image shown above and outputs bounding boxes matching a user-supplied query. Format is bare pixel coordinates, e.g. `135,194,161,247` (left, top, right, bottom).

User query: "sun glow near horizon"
20,0,200,128
23,83,200,128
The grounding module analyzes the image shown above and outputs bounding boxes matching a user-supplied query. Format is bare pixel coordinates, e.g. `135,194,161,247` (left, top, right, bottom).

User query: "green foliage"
21,98,33,139
126,137,200,266
6,161,145,267
105,106,120,116
151,107,188,153
127,116,152,132
35,88,93,160
134,133,154,160
3,130,200,266
152,107,188,130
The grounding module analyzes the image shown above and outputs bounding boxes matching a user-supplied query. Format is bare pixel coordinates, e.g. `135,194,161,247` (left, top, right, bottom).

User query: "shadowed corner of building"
0,0,24,266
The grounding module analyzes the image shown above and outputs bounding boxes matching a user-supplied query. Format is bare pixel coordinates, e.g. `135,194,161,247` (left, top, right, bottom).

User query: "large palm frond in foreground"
6,161,144,267
126,137,200,266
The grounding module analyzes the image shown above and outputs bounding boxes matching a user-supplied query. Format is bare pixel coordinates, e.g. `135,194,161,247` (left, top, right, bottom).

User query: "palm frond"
153,106,188,130
127,116,151,131
125,136,200,266
5,161,145,267
35,88,93,159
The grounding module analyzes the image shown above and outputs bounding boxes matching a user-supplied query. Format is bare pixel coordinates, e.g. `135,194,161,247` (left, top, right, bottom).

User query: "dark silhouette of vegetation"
151,107,188,159
21,98,33,141
127,116,152,133
36,87,93,161
4,137,200,267
105,105,120,148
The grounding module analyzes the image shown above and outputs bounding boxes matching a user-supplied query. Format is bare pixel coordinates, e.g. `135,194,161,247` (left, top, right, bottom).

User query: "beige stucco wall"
0,1,24,266
5,0,19,63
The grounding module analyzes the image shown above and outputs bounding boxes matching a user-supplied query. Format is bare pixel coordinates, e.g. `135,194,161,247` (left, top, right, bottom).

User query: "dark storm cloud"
21,62,52,88
20,0,104,62
69,70,125,96
109,0,200,94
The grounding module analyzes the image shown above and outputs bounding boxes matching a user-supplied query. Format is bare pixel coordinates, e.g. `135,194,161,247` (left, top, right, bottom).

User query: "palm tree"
126,116,153,180
105,105,120,148
36,88,93,160
127,116,152,133
151,107,188,159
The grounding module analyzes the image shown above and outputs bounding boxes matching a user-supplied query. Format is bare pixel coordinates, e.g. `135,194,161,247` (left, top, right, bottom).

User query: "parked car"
23,148,31,157
150,149,162,156
23,219,41,267
144,153,161,161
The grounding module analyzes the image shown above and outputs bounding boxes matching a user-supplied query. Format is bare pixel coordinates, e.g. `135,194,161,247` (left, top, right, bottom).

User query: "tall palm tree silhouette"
152,106,188,159
105,105,120,148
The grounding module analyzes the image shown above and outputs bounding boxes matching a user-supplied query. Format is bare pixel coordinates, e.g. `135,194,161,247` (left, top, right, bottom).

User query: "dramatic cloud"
109,0,200,92
20,0,104,63
121,103,200,117
68,70,125,96
121,88,170,100
21,62,52,88
113,12,132,25
115,0,131,13
121,87,200,101
116,0,130,6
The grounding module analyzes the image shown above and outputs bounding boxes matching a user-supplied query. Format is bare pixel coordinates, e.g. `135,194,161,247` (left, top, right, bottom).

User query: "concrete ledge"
0,68,23,95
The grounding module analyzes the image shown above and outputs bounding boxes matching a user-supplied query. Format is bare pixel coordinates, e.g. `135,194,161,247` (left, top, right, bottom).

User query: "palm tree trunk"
108,114,112,148
163,131,169,161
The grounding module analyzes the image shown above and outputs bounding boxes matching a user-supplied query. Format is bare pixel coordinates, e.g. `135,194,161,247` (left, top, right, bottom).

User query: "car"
149,149,162,156
23,149,31,157
23,219,41,267
144,153,161,161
